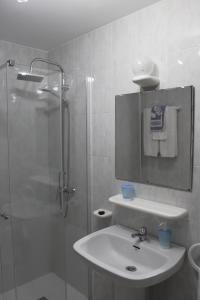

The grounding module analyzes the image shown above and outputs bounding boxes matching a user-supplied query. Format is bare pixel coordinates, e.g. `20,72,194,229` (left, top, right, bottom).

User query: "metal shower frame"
5,58,75,216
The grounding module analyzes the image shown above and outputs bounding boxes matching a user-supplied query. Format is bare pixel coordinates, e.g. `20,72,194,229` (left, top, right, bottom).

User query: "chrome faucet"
132,226,148,242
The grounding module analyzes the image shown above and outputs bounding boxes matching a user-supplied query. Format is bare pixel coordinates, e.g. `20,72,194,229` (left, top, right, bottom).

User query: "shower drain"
126,266,137,272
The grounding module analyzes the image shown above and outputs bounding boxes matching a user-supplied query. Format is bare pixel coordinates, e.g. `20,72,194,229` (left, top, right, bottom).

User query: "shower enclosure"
0,60,89,300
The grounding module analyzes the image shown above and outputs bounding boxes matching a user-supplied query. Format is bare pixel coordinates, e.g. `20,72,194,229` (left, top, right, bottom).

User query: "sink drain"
126,266,137,272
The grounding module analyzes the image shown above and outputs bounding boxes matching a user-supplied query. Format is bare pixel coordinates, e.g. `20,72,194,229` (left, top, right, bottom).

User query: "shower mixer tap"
62,186,76,218
57,171,76,217
63,186,76,194
0,212,9,220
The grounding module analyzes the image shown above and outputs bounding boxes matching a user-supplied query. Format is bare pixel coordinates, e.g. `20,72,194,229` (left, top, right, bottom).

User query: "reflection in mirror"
115,86,194,191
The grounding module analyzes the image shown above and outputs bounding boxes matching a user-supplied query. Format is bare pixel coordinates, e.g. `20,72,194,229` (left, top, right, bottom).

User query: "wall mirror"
115,86,195,191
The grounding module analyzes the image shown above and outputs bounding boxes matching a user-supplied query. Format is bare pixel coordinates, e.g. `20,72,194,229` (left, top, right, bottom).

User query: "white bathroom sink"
73,225,185,288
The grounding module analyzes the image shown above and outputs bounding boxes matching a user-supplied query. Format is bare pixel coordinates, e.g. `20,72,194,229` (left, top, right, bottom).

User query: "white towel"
160,106,178,158
152,130,167,141
143,108,159,157
152,106,167,141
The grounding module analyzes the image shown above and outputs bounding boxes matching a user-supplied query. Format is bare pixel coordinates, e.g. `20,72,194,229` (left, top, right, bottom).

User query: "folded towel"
151,105,166,131
143,108,159,157
152,106,167,141
160,106,178,158
152,130,167,141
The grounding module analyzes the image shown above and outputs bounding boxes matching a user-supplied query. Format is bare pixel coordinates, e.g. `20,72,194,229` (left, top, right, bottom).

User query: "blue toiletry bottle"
158,222,172,249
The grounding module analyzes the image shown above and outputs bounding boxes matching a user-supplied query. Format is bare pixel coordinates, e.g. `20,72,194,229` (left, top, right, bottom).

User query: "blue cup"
121,183,136,200
158,228,172,249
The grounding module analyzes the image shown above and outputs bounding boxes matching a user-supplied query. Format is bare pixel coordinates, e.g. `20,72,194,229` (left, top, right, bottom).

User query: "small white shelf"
109,194,188,220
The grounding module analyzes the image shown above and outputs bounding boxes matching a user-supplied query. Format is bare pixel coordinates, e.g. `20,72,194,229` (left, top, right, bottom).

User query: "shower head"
17,72,44,83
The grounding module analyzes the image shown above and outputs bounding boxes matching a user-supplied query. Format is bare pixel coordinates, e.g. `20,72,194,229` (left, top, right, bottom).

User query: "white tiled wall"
49,0,200,299
0,40,47,65
48,33,89,300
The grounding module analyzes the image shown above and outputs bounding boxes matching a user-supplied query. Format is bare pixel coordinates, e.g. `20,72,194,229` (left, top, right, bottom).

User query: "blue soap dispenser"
158,222,172,249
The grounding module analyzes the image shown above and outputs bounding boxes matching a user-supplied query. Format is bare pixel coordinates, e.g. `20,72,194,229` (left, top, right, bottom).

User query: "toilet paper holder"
93,208,112,219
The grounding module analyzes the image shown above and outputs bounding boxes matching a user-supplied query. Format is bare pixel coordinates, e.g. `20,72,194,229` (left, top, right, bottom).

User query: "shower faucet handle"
0,212,9,220
63,186,76,194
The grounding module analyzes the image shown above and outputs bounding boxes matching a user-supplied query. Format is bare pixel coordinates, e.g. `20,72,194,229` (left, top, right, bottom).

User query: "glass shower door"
5,63,67,300
0,63,16,300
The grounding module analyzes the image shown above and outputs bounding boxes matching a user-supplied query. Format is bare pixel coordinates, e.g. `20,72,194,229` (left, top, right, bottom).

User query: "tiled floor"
1,273,87,300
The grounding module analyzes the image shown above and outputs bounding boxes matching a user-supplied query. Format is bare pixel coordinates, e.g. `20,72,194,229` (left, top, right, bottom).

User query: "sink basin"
73,225,185,288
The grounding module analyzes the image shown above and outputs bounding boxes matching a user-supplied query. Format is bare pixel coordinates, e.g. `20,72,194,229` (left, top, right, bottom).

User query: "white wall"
48,34,90,300
0,40,47,65
49,0,200,299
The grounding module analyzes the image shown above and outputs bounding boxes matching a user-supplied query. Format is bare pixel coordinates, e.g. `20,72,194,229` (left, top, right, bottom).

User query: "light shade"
17,0,29,3
132,57,155,76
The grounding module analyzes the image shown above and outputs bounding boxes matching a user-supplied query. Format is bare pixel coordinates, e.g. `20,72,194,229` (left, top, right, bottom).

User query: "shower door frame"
0,59,18,300
1,59,68,300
